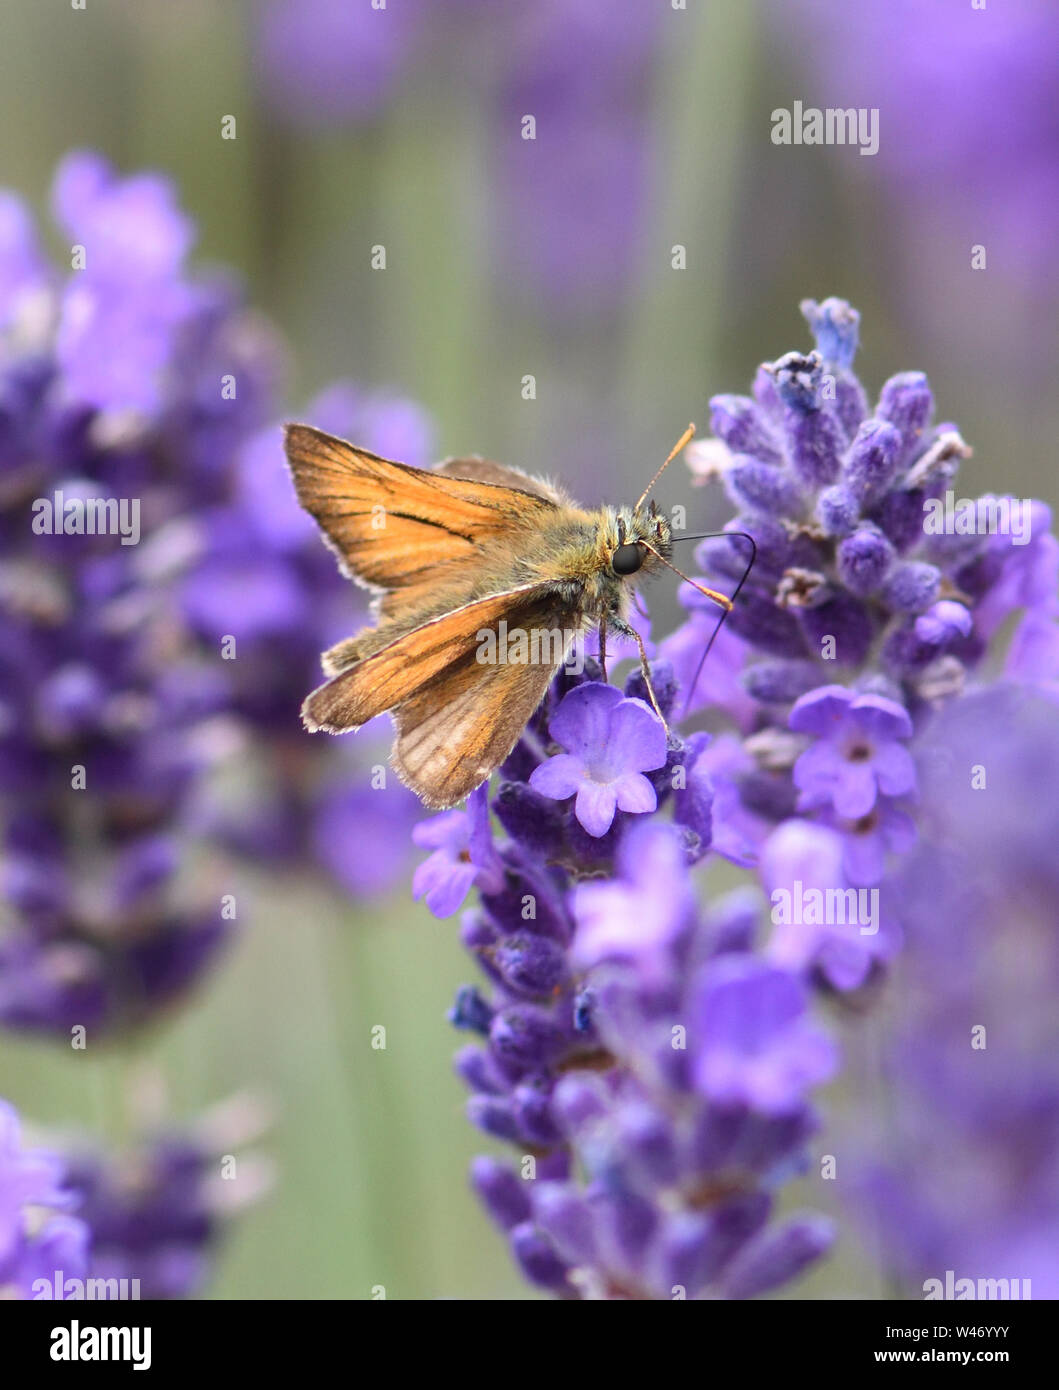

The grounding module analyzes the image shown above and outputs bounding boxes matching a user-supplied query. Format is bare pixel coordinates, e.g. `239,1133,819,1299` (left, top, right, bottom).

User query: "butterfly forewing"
285,425,559,600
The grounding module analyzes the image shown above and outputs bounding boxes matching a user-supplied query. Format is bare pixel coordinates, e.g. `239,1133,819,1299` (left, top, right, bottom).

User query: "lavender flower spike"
421,296,1059,1301
451,800,837,1299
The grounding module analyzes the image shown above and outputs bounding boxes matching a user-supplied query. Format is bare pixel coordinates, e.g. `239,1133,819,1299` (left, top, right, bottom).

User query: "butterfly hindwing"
391,594,585,807
302,580,573,729
433,456,567,504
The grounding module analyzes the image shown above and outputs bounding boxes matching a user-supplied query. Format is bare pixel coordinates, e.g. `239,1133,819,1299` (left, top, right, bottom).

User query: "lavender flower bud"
467,1095,521,1143
869,486,928,554
914,600,973,646
833,372,870,442
490,1005,567,1069
726,456,806,518
883,561,942,613
876,371,933,466
453,1044,507,1096
511,1084,562,1146
470,1156,531,1230
534,1184,598,1266
688,1194,772,1288
787,409,844,490
491,934,566,997
844,418,902,505
708,394,783,463
619,1102,680,1186
721,1215,835,1299
800,297,860,369
837,527,896,596
815,484,860,536
623,658,678,719
799,593,875,665
742,660,823,704
491,783,564,856
700,516,790,582
727,590,810,658
510,1222,571,1291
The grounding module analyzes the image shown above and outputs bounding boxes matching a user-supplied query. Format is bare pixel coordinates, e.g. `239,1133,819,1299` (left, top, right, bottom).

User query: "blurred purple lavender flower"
0,152,432,1037
771,2,1059,387
776,0,1059,288
253,0,667,315
0,1091,267,1299
51,153,198,416
256,0,414,126
691,954,837,1114
839,688,1059,1298
489,0,666,315
568,819,694,973
0,153,270,1034
0,1097,88,1299
760,818,901,992
63,1092,271,1300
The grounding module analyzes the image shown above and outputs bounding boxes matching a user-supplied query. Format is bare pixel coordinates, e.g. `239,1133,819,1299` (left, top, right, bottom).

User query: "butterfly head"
610,501,672,578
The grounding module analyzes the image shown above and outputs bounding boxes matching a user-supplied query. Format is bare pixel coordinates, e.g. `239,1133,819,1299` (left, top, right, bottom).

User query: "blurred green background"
0,0,1054,1298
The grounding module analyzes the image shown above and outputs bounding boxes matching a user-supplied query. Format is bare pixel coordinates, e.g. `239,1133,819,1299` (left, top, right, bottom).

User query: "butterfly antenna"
634,422,696,513
638,541,733,612
668,530,757,714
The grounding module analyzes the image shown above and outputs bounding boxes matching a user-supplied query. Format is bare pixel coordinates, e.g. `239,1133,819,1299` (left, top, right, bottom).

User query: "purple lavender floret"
777,1,1059,293
412,787,505,918
255,0,414,126
529,684,668,838
789,686,915,820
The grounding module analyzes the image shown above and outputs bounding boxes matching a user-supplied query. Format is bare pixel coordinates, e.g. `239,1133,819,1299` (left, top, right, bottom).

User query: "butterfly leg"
609,616,670,737
597,617,608,683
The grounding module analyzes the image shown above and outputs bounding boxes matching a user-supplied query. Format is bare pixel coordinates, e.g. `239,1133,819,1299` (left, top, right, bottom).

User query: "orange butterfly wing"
391,642,565,807
303,582,579,807
284,425,561,617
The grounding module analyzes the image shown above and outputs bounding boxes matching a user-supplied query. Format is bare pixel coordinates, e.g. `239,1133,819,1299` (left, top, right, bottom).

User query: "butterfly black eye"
612,543,644,576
